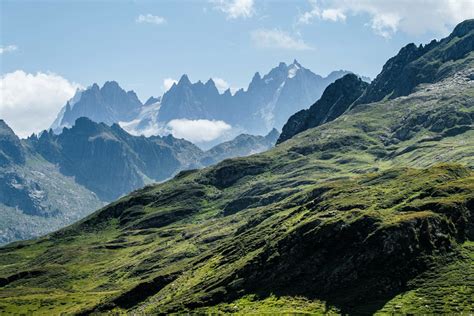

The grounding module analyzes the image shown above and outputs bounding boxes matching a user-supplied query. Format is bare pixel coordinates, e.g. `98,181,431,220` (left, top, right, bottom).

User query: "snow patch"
287,63,300,79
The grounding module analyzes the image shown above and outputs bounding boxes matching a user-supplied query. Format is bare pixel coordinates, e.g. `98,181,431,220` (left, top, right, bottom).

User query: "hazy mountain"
154,61,354,136
51,81,143,132
1,20,472,314
200,128,279,165
33,117,201,201
50,62,358,148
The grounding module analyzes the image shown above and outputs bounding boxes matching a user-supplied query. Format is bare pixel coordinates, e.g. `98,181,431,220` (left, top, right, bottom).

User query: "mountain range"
157,61,356,135
0,19,473,314
51,61,360,144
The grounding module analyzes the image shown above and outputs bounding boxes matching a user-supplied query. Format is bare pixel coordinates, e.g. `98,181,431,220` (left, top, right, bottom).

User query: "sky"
1,0,474,138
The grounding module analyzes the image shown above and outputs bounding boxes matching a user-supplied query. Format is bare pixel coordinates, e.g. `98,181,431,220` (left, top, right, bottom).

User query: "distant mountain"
153,61,354,136
51,81,143,132
37,117,279,201
52,62,358,145
201,128,279,165
278,74,369,143
32,117,202,201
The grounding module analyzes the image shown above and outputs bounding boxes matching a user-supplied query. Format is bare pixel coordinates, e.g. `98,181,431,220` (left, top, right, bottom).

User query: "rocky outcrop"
32,118,279,201
278,74,368,143
0,120,25,166
355,19,474,105
32,117,197,201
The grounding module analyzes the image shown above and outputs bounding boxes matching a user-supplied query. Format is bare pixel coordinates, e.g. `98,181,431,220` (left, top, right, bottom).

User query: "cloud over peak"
163,78,178,92
166,119,232,143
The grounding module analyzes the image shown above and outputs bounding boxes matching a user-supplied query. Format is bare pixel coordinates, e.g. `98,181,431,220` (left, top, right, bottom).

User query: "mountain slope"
0,59,472,315
277,20,474,145
138,61,353,136
278,74,369,143
33,118,199,201
355,19,474,105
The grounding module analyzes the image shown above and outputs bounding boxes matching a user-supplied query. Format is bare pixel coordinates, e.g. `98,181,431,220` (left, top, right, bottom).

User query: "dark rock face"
356,19,474,105
31,117,197,201
278,74,368,143
277,19,474,144
30,118,279,201
0,120,25,166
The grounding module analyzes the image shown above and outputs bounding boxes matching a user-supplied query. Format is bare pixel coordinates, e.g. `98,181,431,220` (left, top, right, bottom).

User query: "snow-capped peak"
287,59,303,78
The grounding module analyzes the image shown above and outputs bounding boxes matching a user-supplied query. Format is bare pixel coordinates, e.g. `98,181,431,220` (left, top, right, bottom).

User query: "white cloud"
212,77,230,92
251,29,314,51
298,0,474,38
321,8,346,22
166,119,232,143
212,78,240,94
211,0,255,19
0,45,18,54
136,14,166,25
163,78,178,92
0,71,81,138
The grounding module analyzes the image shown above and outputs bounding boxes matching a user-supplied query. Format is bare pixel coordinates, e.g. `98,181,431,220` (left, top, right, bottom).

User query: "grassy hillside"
0,69,473,314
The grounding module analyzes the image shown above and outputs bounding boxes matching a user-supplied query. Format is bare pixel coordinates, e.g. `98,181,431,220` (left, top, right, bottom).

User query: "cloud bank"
0,45,18,54
212,77,230,93
0,71,81,138
166,119,232,143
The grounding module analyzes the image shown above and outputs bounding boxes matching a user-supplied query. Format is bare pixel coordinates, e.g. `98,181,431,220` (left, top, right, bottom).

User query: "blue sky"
1,0,473,137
